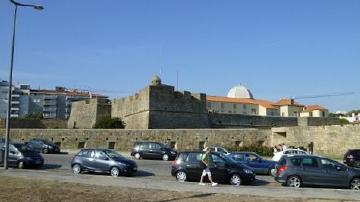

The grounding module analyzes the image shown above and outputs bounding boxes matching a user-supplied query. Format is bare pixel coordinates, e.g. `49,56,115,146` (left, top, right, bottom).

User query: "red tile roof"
207,96,278,109
273,98,304,107
303,105,327,112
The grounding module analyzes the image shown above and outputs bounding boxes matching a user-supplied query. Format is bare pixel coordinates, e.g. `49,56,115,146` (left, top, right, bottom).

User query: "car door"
184,152,203,180
301,157,327,185
151,143,163,159
210,153,228,183
93,151,111,172
320,158,349,187
83,150,98,171
247,153,266,173
140,143,151,159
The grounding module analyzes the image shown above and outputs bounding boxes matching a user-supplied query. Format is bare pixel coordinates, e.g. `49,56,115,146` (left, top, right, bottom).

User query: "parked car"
344,149,360,168
26,138,60,154
272,148,308,161
204,146,231,155
171,151,256,186
71,149,137,177
229,152,276,175
274,155,360,190
0,142,44,168
130,141,177,161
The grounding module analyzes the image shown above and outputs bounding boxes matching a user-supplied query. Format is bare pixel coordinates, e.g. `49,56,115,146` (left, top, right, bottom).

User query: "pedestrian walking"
199,147,218,186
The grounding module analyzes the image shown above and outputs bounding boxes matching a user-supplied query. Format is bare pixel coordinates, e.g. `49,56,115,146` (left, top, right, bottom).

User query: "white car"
272,148,308,162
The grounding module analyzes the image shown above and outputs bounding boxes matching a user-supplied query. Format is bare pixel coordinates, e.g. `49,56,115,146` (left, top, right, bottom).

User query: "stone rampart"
3,124,360,158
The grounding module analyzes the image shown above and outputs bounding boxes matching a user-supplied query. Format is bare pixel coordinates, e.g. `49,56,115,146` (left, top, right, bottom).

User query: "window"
207,102,211,108
233,104,237,109
246,154,258,161
322,112,325,117
243,105,247,109
251,108,257,114
290,158,302,167
185,153,202,163
140,143,150,150
78,150,90,157
211,154,225,164
302,158,318,168
94,151,107,159
230,154,244,161
221,103,225,109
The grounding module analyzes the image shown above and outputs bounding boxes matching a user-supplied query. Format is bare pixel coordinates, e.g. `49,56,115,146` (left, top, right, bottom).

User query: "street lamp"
4,0,43,170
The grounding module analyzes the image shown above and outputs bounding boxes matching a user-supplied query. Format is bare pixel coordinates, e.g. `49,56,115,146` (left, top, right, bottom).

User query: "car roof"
230,151,257,155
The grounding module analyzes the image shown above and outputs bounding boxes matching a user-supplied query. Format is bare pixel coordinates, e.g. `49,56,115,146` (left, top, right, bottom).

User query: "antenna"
176,70,179,90
292,92,355,100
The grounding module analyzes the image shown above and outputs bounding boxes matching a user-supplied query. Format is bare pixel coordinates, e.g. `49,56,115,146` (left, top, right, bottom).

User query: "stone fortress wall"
67,99,111,129
4,124,360,158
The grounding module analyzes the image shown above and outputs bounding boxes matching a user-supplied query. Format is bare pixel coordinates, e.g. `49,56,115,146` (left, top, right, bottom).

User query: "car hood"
230,162,254,171
113,158,137,167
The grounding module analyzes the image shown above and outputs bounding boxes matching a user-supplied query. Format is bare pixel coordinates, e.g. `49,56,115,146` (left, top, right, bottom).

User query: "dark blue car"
229,152,276,175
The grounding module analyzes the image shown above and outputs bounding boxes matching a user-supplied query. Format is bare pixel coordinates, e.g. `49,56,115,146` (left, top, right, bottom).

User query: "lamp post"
4,0,43,169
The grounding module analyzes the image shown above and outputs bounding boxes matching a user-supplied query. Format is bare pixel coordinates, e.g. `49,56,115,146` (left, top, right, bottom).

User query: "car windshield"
13,144,32,152
217,152,237,164
104,150,126,159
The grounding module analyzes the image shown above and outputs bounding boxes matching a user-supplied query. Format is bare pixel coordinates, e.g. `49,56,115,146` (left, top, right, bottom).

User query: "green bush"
226,145,273,157
339,118,350,125
24,112,43,120
93,116,125,129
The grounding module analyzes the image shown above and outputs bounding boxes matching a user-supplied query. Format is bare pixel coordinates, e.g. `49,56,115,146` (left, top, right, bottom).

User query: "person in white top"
282,143,287,151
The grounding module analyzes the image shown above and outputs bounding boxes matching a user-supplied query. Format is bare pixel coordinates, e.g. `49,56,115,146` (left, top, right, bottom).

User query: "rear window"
278,157,287,166
176,153,188,161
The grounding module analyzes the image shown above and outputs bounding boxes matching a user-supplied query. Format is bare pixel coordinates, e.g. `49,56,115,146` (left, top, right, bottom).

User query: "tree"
93,116,125,129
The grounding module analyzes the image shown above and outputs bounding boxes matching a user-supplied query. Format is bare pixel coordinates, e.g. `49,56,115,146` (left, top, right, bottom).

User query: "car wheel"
134,153,141,160
230,174,242,186
110,167,120,177
287,176,302,188
350,178,360,190
162,154,169,161
72,164,81,174
17,161,24,169
176,171,187,182
42,148,48,154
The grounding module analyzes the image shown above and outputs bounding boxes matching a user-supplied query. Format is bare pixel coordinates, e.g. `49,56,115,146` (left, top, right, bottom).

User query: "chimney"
290,99,295,105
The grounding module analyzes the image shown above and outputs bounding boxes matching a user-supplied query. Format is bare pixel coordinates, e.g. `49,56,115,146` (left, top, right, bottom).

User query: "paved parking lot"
1,153,358,201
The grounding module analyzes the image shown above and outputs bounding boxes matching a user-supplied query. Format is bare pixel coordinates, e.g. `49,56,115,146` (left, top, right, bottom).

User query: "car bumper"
242,173,256,184
24,159,44,167
123,166,138,175
275,176,286,183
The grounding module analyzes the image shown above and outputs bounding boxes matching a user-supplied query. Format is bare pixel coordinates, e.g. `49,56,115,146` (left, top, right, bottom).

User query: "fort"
68,76,341,129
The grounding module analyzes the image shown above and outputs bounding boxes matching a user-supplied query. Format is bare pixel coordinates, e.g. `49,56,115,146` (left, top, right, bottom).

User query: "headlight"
171,151,176,154
243,169,253,174
47,145,53,149
24,157,32,160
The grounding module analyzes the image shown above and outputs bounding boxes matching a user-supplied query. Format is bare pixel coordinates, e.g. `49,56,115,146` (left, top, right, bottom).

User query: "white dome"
227,84,254,99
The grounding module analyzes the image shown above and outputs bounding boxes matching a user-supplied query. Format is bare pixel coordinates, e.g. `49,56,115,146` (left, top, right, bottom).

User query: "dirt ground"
0,176,348,202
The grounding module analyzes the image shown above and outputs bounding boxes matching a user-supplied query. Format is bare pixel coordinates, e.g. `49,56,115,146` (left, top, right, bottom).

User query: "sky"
0,0,359,112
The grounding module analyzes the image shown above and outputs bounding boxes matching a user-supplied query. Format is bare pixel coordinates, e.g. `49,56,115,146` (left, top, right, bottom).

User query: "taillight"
276,165,288,175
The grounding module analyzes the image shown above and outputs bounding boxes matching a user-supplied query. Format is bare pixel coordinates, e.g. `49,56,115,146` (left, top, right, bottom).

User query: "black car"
274,155,360,190
26,138,60,154
229,152,277,175
0,142,44,168
171,151,256,186
130,141,177,161
71,149,137,177
344,149,360,168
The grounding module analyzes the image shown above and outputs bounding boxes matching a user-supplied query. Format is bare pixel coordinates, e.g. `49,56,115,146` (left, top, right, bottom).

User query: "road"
0,153,358,201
